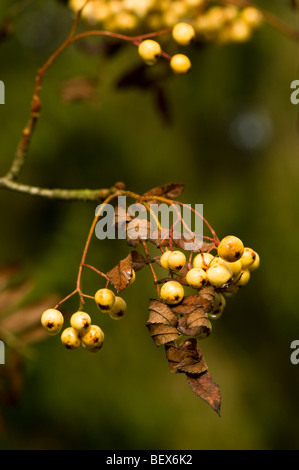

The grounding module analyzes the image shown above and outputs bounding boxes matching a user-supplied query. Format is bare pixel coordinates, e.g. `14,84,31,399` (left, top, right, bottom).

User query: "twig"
0,177,118,202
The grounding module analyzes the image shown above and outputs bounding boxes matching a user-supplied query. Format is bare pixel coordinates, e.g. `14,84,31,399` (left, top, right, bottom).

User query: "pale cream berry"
170,54,191,75
186,267,207,289
61,327,81,349
240,247,257,269
208,292,226,320
235,269,250,287
127,269,136,287
167,250,186,271
229,19,251,42
241,7,263,28
248,252,260,272
172,22,195,45
192,252,214,270
138,39,162,65
217,235,244,262
70,311,91,331
41,308,64,336
95,288,115,312
160,250,172,270
206,263,233,287
81,324,105,352
210,256,242,276
109,296,127,320
160,281,184,305
223,285,240,297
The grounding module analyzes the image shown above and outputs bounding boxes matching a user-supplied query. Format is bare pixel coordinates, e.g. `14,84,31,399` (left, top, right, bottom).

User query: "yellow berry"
160,250,172,270
229,19,251,42
235,269,251,287
192,252,214,270
172,22,195,45
210,256,242,276
248,252,260,272
109,296,127,320
61,327,81,349
138,39,161,65
240,247,257,269
186,267,207,289
95,288,115,312
170,54,191,75
208,292,226,320
217,235,244,262
223,285,240,297
241,7,263,28
160,280,184,305
81,324,105,352
167,250,186,271
41,308,64,336
70,311,91,331
206,263,233,287
127,269,136,287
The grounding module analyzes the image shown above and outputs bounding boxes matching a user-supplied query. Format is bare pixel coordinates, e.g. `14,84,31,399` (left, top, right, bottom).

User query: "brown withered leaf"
60,75,98,103
0,349,24,406
148,299,178,327
0,265,59,354
154,86,172,125
165,339,208,375
178,310,212,338
172,236,214,253
171,286,215,316
126,218,152,247
106,251,146,292
0,294,58,344
147,299,179,346
186,371,221,416
146,324,180,347
131,250,147,272
143,183,185,204
114,205,132,228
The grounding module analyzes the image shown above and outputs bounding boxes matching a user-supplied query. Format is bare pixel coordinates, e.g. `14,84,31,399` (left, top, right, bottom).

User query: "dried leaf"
165,339,208,375
172,236,213,252
0,295,57,338
117,63,153,90
0,349,24,405
143,183,185,204
171,287,215,316
114,205,132,228
106,253,134,293
147,299,179,346
60,75,98,103
106,251,146,292
186,371,221,416
126,218,152,247
0,280,33,313
148,299,178,327
131,250,147,272
178,310,212,337
146,324,180,347
154,86,172,125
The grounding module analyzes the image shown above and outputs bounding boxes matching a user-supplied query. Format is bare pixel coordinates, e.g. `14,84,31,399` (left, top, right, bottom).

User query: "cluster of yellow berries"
40,287,127,352
159,235,260,321
194,5,263,44
68,2,263,75
69,0,208,32
137,26,193,74
69,0,263,40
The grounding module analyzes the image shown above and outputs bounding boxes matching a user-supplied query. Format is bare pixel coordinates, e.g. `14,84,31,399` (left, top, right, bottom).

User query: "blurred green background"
1,0,299,450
